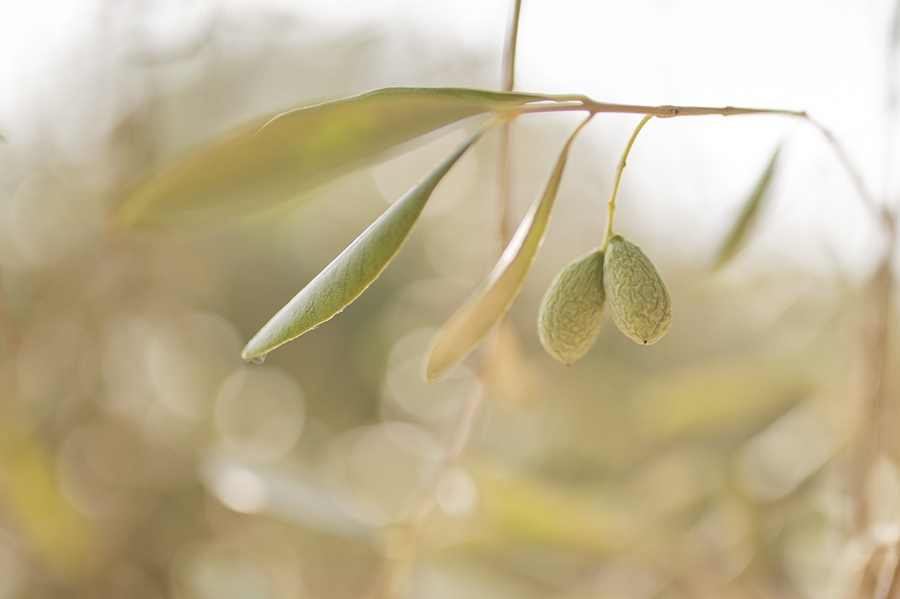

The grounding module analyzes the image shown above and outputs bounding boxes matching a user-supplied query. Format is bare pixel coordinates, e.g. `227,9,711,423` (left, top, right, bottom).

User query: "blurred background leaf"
713,146,781,270
116,88,546,229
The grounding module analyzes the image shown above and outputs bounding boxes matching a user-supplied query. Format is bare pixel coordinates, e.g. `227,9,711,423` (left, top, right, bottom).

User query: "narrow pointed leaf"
425,117,593,382
241,126,486,361
714,146,781,269
116,87,550,228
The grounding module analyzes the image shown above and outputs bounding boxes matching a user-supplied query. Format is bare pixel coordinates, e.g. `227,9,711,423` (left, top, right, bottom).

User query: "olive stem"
602,115,653,251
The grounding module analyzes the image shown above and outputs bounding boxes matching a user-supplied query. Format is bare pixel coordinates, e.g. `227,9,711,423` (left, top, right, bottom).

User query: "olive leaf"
425,116,593,382
116,87,550,228
713,146,781,269
240,125,487,362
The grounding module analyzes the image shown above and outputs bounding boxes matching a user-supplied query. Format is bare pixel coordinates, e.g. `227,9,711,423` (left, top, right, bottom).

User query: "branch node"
657,105,680,118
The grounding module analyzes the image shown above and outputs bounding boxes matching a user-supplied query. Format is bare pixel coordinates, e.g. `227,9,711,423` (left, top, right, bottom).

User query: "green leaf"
240,126,487,362
425,116,593,382
116,87,550,228
713,146,781,269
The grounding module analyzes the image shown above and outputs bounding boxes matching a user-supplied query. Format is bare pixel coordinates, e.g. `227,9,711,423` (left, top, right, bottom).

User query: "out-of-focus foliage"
0,3,896,599
117,87,547,229
713,146,781,270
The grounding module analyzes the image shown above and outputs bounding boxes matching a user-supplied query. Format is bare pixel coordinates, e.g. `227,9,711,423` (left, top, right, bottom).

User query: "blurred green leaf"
116,87,550,228
478,467,650,554
0,423,97,584
241,126,487,361
425,117,592,382
714,146,780,269
628,357,810,444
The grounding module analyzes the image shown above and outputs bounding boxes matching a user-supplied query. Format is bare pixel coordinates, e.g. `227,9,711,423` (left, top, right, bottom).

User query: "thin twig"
501,0,522,94
848,181,896,545
511,97,808,119
846,9,900,580
882,543,900,599
875,545,900,599
513,97,888,235
375,378,486,599
0,271,20,358
497,0,523,247
868,255,893,457
497,129,514,245
884,0,900,205
373,2,526,598
804,116,890,231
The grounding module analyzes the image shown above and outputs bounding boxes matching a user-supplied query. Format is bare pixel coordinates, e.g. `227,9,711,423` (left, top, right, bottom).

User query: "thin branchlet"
508,97,807,119
507,96,888,232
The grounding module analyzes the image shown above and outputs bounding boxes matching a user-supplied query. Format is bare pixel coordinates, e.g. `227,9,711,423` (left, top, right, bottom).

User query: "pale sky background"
0,0,897,281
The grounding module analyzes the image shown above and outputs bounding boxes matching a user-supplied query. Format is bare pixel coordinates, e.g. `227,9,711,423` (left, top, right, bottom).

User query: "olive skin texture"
603,235,671,345
538,249,606,365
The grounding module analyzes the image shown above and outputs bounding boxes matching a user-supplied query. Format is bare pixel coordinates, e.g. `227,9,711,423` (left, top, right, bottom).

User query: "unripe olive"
537,249,606,365
603,235,671,345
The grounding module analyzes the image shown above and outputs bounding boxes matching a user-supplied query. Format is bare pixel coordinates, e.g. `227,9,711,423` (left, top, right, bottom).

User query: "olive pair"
538,235,672,365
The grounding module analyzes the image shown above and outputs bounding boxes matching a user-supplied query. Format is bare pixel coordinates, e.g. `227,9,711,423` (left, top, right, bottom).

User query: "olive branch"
110,2,898,597
114,80,881,382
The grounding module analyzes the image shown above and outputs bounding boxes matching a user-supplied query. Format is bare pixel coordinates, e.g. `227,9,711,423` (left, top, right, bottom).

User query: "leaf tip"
423,342,451,383
241,351,267,365
241,333,273,364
